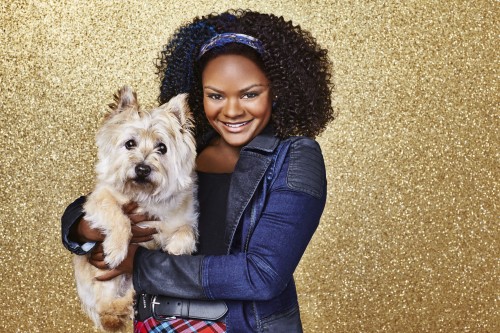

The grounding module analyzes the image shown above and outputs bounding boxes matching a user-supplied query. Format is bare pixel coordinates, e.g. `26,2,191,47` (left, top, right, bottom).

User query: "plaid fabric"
134,317,226,333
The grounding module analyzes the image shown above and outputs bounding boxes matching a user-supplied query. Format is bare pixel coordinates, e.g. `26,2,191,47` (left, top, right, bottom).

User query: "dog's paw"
165,239,196,255
99,291,134,332
103,238,129,268
100,312,129,332
104,249,127,269
164,228,197,255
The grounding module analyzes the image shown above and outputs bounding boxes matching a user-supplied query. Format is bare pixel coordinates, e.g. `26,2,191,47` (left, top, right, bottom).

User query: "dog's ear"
166,93,193,131
108,86,139,115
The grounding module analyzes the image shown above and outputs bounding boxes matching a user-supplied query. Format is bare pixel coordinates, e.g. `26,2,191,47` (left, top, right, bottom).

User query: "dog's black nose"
135,163,151,178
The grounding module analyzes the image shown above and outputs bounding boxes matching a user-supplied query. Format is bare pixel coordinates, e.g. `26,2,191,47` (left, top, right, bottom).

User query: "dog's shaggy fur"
73,86,198,332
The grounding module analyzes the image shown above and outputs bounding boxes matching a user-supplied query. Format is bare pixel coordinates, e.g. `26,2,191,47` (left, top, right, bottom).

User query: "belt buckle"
151,295,177,321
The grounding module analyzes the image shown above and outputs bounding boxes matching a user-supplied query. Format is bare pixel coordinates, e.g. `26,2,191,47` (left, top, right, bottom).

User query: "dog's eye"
157,143,167,155
125,140,136,150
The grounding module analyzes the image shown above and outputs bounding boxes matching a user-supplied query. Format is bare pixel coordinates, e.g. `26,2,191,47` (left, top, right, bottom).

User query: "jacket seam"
202,256,214,299
286,140,324,199
260,303,300,325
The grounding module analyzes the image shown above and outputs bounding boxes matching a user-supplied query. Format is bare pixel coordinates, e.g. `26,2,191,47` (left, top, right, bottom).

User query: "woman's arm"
61,197,157,255
133,188,324,301
61,196,95,255
132,139,326,301
203,187,325,300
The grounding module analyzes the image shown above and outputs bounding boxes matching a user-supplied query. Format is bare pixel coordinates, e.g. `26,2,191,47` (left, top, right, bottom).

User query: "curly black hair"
156,9,334,144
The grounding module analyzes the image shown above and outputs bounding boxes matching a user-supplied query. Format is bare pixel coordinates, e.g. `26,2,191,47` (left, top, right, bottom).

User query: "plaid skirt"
134,317,226,333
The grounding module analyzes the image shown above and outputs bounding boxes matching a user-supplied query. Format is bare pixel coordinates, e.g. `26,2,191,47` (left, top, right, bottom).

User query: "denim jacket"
61,129,327,333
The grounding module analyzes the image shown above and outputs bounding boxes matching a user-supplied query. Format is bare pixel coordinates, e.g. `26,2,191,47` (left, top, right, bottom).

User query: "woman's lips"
221,119,253,131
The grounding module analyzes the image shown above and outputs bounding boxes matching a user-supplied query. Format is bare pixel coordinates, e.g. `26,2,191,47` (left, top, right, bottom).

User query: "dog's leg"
99,287,135,332
163,224,197,255
74,255,102,328
84,186,132,268
150,195,198,255
74,256,132,331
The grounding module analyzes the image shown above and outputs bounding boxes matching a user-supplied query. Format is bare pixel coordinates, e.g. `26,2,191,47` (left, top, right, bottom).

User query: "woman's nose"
222,98,244,118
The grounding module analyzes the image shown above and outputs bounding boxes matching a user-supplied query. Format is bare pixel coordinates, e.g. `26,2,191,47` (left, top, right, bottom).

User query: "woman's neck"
196,136,240,173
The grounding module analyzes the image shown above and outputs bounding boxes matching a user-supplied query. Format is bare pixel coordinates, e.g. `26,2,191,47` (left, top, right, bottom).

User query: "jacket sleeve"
133,249,207,299
133,139,326,301
61,195,96,255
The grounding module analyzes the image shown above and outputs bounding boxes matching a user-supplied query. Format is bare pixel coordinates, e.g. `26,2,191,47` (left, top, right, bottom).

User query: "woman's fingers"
126,203,158,242
88,243,108,269
74,217,105,243
94,244,138,281
128,213,150,224
122,202,139,214
130,235,155,243
130,224,157,243
89,258,108,270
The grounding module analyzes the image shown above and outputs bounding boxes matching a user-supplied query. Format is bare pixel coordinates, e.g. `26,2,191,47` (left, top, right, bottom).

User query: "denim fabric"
261,305,303,333
200,131,327,332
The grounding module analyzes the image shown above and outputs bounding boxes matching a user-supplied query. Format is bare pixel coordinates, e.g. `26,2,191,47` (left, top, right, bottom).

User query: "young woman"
62,9,334,333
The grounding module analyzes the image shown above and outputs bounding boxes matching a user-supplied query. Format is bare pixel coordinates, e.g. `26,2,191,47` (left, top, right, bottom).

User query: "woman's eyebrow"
203,84,269,94
203,85,223,93
239,84,269,93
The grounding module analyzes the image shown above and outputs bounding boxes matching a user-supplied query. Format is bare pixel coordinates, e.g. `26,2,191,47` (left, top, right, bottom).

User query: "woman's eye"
242,92,258,99
157,143,167,155
207,93,223,100
125,139,136,150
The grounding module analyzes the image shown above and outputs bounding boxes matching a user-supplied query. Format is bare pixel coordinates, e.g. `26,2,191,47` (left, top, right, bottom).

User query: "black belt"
136,294,228,322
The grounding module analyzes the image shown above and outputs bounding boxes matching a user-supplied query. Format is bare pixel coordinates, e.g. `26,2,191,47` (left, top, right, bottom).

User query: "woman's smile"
220,119,254,131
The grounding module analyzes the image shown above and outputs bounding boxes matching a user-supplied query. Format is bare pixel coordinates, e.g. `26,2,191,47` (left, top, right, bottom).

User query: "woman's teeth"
224,120,251,128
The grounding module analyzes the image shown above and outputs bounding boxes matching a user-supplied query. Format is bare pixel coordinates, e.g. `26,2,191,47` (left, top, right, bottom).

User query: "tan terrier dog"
73,86,198,332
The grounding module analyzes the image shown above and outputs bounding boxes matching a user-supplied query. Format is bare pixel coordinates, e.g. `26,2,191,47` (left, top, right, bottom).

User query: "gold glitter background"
0,0,498,332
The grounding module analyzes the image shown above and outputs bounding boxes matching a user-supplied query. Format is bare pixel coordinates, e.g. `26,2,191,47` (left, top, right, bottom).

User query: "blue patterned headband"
197,33,265,60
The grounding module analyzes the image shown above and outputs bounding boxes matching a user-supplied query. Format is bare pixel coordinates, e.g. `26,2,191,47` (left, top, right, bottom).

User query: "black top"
195,171,232,256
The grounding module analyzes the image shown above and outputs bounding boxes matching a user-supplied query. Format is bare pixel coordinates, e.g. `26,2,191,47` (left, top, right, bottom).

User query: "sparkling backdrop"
0,1,498,332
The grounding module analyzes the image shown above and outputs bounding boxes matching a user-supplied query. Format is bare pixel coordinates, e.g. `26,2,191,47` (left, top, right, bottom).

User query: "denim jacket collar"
195,124,281,250
241,125,280,153
224,126,281,250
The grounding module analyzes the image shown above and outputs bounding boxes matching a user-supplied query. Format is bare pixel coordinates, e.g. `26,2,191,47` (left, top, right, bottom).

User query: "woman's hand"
69,202,157,244
93,243,139,281
68,216,104,243
124,202,158,243
84,202,157,279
